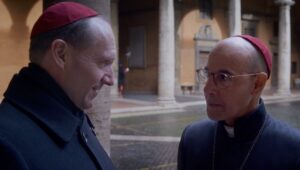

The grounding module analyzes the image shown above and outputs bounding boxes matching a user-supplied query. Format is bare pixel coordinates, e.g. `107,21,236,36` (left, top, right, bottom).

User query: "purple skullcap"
236,35,272,79
31,2,98,38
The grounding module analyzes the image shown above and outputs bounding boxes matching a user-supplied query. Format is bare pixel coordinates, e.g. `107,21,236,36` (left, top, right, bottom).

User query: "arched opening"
0,0,41,98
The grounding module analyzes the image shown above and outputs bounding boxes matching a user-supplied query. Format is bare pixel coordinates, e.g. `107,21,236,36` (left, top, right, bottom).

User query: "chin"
81,94,96,110
207,114,218,121
83,103,93,110
207,111,223,122
80,100,93,110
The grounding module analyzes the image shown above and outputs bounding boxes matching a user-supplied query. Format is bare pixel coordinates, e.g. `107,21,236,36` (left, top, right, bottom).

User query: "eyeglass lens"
197,69,232,88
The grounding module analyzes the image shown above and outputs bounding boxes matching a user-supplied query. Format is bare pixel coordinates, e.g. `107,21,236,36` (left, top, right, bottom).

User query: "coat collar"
218,99,267,141
4,63,83,143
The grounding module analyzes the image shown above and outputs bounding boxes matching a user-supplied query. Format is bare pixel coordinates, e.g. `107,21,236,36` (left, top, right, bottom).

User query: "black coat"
178,101,300,170
0,64,115,170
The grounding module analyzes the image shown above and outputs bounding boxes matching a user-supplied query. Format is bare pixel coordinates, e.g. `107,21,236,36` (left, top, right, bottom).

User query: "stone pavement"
110,90,300,170
111,89,300,117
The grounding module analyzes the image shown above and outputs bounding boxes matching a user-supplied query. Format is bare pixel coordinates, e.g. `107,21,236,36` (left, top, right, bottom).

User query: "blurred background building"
0,0,298,153
1,0,299,101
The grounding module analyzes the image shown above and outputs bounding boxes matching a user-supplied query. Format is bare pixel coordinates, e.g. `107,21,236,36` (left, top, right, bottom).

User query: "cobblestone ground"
111,141,178,170
110,100,300,170
110,111,201,170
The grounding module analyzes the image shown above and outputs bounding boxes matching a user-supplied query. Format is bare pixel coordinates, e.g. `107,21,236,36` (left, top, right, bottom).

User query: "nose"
203,75,217,95
102,65,114,86
102,76,114,86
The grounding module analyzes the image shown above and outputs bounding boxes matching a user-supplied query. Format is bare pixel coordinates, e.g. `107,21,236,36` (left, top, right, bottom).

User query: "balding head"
218,37,268,75
236,35,272,78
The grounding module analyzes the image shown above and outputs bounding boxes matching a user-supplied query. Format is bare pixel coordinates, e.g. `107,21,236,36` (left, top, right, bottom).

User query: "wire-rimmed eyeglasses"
196,68,259,89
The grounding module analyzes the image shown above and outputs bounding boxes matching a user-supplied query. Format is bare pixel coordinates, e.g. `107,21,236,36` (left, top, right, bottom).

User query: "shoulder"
0,133,29,169
263,115,300,149
0,100,23,127
178,119,215,169
0,100,33,131
182,119,215,137
0,100,43,149
265,115,300,140
180,119,216,145
254,115,300,168
0,99,25,116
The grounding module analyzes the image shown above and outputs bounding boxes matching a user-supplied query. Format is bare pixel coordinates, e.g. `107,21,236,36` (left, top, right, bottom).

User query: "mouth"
206,101,223,108
93,85,102,92
208,103,222,106
91,86,102,98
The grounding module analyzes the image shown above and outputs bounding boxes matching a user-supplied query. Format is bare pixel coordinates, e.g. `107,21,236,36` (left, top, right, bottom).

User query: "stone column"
228,0,241,36
3,0,38,37
158,0,176,105
111,0,119,99
275,0,295,95
44,0,113,155
174,1,183,95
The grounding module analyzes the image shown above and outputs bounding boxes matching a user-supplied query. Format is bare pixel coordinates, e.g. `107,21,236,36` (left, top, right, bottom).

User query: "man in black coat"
0,2,116,170
178,35,300,170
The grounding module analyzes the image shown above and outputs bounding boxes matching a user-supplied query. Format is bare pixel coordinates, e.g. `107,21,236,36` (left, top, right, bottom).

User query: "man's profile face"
63,19,116,110
203,38,256,125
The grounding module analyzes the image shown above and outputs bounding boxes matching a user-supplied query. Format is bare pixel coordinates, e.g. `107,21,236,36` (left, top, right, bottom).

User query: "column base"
275,88,291,96
157,96,177,106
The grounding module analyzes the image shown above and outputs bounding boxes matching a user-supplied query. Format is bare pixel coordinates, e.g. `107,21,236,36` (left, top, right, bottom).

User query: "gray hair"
29,16,98,64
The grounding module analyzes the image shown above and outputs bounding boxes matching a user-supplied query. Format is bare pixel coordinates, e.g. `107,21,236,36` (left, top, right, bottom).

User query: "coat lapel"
80,115,116,170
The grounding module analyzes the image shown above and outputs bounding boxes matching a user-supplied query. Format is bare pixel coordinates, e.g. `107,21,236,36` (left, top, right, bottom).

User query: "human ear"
252,72,268,95
51,39,67,69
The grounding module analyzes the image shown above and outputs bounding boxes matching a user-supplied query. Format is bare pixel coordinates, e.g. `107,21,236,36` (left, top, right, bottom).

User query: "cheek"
85,68,102,82
215,90,237,112
223,99,236,113
224,89,251,113
86,69,107,89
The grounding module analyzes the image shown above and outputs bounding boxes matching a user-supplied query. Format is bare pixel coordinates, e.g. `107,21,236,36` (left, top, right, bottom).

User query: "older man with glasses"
178,35,300,170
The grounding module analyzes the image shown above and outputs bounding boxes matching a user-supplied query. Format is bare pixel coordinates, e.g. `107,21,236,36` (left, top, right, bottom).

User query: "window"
128,26,146,68
242,20,258,36
242,14,259,36
292,61,297,74
199,0,213,19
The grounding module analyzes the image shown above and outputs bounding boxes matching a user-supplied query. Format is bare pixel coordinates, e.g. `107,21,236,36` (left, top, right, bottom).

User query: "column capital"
275,0,295,6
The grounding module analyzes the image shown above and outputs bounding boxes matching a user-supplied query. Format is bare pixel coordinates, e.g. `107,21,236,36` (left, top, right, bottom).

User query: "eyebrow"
100,58,114,65
218,69,232,74
204,66,232,75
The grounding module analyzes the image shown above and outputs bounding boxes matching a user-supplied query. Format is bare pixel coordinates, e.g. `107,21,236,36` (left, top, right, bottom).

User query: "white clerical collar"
224,124,235,138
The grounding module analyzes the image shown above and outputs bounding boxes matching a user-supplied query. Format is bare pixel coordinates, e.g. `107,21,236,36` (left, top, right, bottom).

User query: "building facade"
114,0,298,102
0,0,299,150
